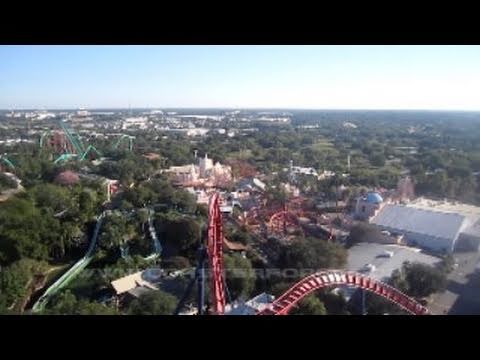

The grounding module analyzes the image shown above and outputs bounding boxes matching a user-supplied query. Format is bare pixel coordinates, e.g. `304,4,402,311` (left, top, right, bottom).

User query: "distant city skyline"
2,45,480,110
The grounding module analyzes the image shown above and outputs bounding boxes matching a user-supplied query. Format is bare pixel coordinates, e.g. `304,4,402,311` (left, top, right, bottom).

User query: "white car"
382,250,394,258
362,263,376,272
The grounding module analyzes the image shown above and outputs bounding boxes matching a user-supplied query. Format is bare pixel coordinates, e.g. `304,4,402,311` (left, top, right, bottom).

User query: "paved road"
428,252,480,315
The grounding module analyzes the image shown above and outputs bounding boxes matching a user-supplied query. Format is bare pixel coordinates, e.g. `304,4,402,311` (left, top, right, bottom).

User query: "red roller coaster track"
268,209,300,236
207,192,227,315
256,270,429,315
206,193,428,316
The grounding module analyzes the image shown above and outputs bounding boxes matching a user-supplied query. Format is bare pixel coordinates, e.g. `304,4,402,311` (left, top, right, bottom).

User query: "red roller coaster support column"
207,193,226,315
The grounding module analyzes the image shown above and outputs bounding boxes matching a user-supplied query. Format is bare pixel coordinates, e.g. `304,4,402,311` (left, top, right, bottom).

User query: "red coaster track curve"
256,270,429,315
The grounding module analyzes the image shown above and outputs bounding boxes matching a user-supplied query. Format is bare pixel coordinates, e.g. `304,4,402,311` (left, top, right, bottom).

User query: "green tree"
346,223,383,247
156,213,201,253
0,198,54,263
389,269,409,293
369,153,386,167
53,221,84,259
46,290,78,314
196,204,208,218
99,212,135,251
128,290,178,315
230,229,251,245
45,290,117,315
269,281,294,298
362,291,408,315
430,171,448,195
29,183,72,214
278,237,347,270
0,293,10,314
0,258,48,306
162,256,191,270
390,262,447,298
129,235,153,257
78,189,97,221
119,200,134,211
0,173,17,191
317,290,350,315
290,294,326,315
136,208,150,225
404,262,447,297
265,185,288,206
224,253,256,301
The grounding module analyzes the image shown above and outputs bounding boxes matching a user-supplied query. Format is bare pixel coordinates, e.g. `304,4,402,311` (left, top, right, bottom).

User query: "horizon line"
2,107,480,112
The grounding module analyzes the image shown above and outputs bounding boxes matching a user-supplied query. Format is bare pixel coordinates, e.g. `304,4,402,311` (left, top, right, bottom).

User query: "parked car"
381,250,394,258
361,263,376,273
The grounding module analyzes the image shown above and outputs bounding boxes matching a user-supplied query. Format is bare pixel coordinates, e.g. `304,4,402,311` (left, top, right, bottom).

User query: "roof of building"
236,177,266,191
366,192,383,204
291,166,318,175
371,204,466,240
143,152,161,160
127,286,155,299
110,270,160,295
408,197,480,220
347,242,441,282
225,292,275,315
223,238,248,251
461,219,480,238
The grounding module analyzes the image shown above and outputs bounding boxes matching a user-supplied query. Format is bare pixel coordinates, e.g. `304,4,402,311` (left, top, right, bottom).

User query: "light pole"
362,288,367,315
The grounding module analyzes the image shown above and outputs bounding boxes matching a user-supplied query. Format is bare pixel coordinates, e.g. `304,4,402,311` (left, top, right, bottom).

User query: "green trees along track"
31,213,106,313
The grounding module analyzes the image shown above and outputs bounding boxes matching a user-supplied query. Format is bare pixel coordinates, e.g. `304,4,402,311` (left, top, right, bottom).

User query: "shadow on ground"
448,273,480,315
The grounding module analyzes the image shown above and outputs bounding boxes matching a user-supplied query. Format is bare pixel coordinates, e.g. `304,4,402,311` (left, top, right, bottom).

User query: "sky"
1,45,480,110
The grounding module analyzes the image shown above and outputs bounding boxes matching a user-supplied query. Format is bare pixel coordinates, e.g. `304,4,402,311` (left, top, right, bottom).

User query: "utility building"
370,204,467,254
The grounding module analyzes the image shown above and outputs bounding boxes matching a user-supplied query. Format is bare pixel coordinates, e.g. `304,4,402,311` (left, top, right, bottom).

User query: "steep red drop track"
256,270,429,315
207,192,226,315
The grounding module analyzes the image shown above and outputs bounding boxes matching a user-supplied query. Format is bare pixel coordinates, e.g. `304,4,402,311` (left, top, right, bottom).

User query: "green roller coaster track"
0,155,15,170
59,120,85,155
31,208,163,313
31,212,106,313
113,134,135,152
41,120,102,164
79,145,101,161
